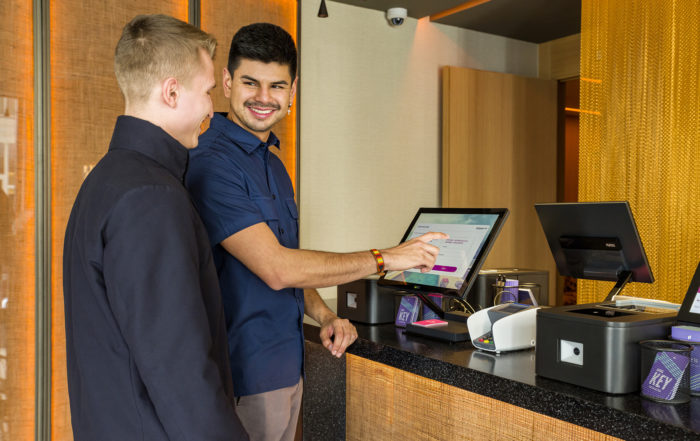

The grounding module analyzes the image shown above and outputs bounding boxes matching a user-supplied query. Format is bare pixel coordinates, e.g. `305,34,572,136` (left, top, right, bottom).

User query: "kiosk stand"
378,207,509,342
534,202,677,394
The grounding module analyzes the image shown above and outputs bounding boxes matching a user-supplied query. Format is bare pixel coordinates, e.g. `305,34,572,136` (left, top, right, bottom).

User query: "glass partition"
0,0,35,439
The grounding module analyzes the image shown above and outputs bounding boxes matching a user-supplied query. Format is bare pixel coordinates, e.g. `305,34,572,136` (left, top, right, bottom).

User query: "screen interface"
689,287,700,315
383,212,500,291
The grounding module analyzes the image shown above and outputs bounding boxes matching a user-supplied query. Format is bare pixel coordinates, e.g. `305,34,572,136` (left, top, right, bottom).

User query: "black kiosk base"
405,320,470,342
403,294,471,342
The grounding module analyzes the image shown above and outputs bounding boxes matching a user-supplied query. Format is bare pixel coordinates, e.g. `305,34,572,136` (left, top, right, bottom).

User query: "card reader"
467,303,539,353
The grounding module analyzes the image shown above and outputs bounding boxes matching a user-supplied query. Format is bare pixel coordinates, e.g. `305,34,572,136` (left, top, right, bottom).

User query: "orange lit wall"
49,2,189,439
0,0,35,439
201,0,298,190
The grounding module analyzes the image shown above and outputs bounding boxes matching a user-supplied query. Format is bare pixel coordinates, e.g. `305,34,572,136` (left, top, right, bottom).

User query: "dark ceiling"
325,0,581,44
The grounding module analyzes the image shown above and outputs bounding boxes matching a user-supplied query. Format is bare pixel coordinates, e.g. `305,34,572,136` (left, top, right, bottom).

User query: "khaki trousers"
234,378,303,441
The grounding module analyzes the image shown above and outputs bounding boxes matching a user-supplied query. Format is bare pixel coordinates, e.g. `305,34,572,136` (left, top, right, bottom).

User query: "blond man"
63,14,247,440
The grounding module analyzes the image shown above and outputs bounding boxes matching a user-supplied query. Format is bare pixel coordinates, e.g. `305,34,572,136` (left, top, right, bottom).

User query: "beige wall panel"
50,3,189,439
201,0,297,188
346,354,622,441
0,0,35,439
299,1,539,301
442,67,557,303
539,34,581,80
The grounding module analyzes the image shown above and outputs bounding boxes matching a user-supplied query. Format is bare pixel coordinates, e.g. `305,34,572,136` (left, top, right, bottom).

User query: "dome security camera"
386,7,407,26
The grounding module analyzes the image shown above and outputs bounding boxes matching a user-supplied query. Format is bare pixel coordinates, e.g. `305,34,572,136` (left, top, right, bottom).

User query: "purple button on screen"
432,265,457,272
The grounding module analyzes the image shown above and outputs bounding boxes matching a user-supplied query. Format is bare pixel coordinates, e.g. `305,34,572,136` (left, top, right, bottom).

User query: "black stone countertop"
335,322,700,441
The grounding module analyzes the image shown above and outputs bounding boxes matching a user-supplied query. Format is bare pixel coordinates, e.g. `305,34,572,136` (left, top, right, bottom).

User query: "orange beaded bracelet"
370,248,385,274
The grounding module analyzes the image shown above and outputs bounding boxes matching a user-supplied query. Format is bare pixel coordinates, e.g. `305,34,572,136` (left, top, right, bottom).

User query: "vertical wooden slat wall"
0,0,36,439
441,67,558,304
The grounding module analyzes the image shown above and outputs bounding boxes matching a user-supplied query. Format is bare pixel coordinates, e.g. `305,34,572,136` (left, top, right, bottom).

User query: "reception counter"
302,322,700,441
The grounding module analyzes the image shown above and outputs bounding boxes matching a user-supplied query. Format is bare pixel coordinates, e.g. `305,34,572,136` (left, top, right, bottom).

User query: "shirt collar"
209,112,280,154
108,115,189,181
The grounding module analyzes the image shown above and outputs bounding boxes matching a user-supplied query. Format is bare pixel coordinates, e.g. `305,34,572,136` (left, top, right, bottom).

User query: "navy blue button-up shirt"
186,113,304,396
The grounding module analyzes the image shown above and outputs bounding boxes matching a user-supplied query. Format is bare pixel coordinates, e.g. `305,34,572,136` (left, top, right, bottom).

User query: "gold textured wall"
578,0,700,303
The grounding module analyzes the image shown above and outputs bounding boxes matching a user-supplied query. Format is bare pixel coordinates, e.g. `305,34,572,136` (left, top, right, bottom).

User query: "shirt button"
280,228,285,235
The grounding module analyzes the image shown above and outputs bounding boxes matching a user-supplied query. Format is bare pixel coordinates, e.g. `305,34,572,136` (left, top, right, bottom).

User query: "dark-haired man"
63,14,247,441
186,23,445,440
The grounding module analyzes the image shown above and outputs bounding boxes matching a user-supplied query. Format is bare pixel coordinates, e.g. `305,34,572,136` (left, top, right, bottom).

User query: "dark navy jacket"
63,116,247,441
186,113,304,397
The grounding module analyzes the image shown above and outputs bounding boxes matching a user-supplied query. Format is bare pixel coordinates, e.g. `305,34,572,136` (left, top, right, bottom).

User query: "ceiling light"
318,0,329,18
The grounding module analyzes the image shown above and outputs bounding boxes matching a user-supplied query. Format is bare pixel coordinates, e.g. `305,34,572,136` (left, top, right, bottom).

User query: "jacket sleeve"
102,185,248,441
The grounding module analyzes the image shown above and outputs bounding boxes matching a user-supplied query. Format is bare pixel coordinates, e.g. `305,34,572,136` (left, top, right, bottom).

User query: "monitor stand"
404,292,471,342
602,270,633,303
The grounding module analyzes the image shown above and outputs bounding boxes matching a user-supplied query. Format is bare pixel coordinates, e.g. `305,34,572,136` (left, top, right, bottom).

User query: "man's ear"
223,68,232,99
290,76,298,103
161,77,179,108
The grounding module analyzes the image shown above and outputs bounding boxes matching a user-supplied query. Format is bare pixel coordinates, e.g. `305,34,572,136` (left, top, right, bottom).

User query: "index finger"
330,323,346,355
414,232,449,242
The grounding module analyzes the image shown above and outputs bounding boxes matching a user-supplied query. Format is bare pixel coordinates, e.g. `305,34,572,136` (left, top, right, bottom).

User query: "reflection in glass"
0,91,35,440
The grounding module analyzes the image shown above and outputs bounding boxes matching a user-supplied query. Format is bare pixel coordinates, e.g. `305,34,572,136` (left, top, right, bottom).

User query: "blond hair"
115,14,216,105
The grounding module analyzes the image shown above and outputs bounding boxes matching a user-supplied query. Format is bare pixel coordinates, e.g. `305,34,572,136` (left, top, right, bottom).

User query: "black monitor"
535,201,653,302
379,208,509,315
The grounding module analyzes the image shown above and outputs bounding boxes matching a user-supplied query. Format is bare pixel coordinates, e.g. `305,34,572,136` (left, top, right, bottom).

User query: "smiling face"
223,58,297,142
172,49,216,148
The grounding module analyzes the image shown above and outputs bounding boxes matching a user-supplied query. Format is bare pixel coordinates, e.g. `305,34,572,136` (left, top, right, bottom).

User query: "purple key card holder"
641,352,689,401
500,278,518,303
395,295,420,328
640,340,693,403
671,325,700,395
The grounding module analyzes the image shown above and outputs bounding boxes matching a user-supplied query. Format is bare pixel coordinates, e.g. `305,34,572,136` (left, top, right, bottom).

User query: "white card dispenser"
467,303,540,353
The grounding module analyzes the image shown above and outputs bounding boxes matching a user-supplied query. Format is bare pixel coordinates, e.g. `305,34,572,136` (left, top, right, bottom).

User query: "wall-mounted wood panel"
201,0,298,189
442,67,557,304
346,354,621,441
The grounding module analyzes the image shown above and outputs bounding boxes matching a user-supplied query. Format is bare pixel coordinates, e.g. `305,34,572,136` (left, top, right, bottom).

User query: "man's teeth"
251,108,274,115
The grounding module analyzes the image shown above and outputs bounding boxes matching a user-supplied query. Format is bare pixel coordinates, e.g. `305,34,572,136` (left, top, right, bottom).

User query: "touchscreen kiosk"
380,208,508,301
535,201,653,302
379,208,508,341
677,260,700,326
534,202,677,394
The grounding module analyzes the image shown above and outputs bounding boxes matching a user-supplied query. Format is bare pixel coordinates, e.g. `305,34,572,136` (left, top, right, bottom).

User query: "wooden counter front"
346,354,621,441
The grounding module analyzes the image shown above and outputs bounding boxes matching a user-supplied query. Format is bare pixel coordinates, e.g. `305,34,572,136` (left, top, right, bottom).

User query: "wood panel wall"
346,354,621,441
441,67,558,304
